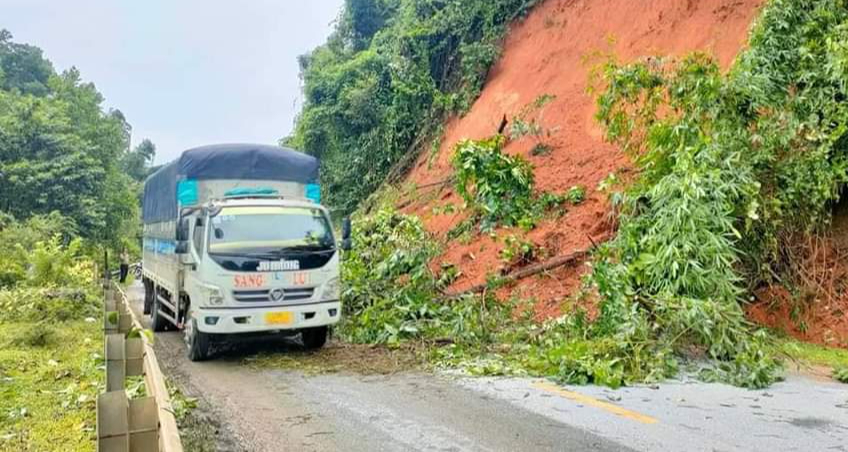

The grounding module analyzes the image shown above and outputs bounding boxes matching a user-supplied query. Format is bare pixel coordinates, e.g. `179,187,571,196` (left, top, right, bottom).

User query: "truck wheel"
150,295,167,332
301,326,328,350
143,281,153,315
187,319,212,362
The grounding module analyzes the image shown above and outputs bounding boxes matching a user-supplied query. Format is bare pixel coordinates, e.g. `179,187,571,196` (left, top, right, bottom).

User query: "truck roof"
142,144,320,223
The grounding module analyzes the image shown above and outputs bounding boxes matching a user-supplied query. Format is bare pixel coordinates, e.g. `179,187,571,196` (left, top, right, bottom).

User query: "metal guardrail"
96,282,183,452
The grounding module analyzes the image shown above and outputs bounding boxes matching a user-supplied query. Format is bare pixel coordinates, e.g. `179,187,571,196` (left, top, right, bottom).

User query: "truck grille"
233,288,315,303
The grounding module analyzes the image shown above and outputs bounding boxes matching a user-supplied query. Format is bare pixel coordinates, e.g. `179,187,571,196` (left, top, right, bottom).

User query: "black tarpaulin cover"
142,144,319,223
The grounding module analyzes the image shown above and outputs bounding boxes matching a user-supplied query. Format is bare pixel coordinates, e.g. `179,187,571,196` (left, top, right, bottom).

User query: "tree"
340,0,397,50
288,0,539,213
122,138,156,182
0,32,141,249
0,29,54,96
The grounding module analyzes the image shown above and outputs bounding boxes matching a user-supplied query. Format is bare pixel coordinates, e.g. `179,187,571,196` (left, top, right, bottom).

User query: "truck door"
182,215,207,321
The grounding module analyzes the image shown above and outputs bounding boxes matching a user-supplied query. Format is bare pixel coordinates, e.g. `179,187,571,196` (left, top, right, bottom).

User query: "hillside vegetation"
0,31,154,450
306,0,848,387
287,0,540,213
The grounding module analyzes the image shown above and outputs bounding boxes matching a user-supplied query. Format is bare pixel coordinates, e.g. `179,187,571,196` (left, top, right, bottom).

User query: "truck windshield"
208,206,334,255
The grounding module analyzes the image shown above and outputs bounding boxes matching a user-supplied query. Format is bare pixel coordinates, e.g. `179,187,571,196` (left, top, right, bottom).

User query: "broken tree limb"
441,248,590,300
396,177,456,210
415,177,455,190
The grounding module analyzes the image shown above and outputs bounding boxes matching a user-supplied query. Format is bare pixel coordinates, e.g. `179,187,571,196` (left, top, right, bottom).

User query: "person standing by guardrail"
119,247,130,283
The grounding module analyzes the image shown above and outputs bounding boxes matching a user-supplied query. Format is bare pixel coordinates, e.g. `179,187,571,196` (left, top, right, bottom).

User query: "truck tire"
187,319,212,362
143,280,153,315
150,295,167,332
301,326,328,350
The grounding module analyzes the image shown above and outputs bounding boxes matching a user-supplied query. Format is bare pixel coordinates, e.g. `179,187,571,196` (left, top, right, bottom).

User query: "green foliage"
507,118,543,141
0,31,143,249
332,0,848,390
0,29,54,96
576,0,848,388
499,234,537,267
289,0,541,213
508,94,556,141
0,214,98,323
780,339,848,369
121,138,157,182
0,288,98,324
27,236,91,288
834,367,848,383
0,212,86,288
0,321,102,451
341,207,508,345
565,185,586,204
452,136,537,231
451,136,573,231
6,324,57,348
168,384,199,423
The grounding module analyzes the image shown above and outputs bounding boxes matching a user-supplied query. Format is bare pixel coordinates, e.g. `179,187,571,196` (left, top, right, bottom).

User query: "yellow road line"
532,381,659,425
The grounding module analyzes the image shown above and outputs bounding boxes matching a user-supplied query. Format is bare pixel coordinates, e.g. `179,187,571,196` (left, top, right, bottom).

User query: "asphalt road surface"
126,283,848,452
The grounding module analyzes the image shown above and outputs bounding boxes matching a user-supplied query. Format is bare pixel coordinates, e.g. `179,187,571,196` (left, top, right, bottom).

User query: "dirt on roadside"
151,332,246,452
244,340,426,375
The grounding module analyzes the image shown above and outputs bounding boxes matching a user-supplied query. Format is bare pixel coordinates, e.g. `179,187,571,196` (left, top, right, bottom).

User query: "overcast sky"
2,0,343,164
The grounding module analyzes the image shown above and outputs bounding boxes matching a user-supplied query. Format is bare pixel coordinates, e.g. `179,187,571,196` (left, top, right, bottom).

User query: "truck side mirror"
176,218,190,241
175,241,189,255
341,217,352,240
341,238,352,252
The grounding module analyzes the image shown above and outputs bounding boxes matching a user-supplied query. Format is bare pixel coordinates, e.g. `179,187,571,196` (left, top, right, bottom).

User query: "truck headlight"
321,277,340,301
200,284,224,306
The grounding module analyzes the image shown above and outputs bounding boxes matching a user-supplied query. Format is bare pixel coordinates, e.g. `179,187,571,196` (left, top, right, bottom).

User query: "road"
126,284,848,452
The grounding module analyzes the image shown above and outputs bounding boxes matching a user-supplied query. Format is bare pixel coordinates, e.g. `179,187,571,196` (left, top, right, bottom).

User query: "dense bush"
341,206,508,345
451,135,577,232
0,287,96,323
571,0,848,388
452,136,537,231
288,0,541,213
0,213,98,322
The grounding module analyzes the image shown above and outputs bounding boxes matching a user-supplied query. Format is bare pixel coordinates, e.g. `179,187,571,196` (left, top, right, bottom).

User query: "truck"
141,143,350,361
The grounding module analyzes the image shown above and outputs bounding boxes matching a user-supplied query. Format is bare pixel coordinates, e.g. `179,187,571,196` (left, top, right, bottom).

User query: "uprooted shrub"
341,207,510,345
562,0,848,388
452,135,575,232
452,136,538,231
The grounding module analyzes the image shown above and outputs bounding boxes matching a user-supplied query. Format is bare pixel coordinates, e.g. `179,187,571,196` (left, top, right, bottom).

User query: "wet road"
126,284,848,452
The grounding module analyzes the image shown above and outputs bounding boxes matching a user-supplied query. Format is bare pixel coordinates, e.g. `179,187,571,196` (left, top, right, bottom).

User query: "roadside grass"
779,339,848,383
0,321,102,452
167,383,217,452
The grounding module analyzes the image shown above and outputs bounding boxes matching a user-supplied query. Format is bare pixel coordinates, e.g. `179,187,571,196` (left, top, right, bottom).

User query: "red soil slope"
399,0,763,319
748,209,848,347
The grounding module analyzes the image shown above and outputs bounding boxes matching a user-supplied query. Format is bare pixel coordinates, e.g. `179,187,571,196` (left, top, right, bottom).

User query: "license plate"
265,311,294,325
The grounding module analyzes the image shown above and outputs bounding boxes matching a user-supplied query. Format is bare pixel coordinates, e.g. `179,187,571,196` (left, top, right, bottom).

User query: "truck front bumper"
195,301,341,334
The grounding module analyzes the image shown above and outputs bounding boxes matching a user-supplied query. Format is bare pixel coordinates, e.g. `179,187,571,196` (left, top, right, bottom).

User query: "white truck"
141,144,350,361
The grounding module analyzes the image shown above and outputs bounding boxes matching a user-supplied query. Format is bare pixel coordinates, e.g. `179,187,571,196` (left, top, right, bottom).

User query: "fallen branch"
396,177,456,210
441,248,590,300
415,177,455,190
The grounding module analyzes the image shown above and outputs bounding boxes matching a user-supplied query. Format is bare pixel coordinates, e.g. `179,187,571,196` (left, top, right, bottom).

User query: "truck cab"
188,196,345,357
140,144,347,361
